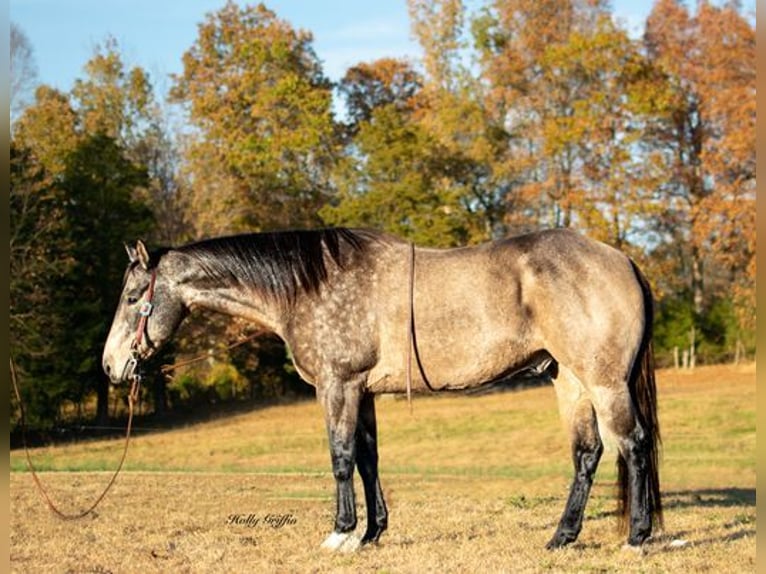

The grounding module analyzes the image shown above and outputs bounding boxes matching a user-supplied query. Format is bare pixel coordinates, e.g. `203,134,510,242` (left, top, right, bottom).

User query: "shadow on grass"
580,488,756,553
11,393,317,450
662,487,755,508
573,487,755,528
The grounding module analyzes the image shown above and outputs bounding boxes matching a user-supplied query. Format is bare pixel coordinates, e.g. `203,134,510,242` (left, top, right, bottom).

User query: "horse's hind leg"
617,424,654,545
592,383,659,547
547,367,603,549
355,392,388,544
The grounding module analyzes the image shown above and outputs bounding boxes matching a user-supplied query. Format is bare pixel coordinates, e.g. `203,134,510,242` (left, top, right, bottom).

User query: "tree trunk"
153,376,168,415
96,379,109,426
691,243,704,316
689,326,696,369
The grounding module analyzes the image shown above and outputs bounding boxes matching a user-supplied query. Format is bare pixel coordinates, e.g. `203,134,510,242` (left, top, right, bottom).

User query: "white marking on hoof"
320,531,347,551
320,531,361,553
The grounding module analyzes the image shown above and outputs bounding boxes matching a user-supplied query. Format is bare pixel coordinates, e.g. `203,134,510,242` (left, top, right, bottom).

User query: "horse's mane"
175,228,380,305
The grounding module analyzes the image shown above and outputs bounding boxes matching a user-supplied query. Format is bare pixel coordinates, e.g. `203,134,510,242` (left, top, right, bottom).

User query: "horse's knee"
569,401,602,469
332,459,354,482
621,424,650,468
575,439,603,480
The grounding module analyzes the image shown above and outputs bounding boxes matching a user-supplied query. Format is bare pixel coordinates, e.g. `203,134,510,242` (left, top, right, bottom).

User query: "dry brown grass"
10,364,755,573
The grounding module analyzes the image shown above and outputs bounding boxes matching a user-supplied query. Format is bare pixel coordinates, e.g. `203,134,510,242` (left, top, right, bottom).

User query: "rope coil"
11,355,139,520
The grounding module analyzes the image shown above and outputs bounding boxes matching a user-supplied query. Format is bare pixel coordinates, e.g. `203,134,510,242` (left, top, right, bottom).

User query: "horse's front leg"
318,374,365,553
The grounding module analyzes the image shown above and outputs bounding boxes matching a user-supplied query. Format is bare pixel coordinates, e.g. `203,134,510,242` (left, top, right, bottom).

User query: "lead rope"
11,356,140,520
160,330,265,376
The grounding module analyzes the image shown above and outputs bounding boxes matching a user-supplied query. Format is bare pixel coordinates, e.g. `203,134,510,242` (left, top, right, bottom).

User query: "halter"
124,268,157,383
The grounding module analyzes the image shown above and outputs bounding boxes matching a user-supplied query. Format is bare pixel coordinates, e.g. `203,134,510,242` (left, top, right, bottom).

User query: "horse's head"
102,240,186,383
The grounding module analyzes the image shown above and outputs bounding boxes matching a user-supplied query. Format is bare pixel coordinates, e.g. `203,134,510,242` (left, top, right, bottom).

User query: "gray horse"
102,227,662,552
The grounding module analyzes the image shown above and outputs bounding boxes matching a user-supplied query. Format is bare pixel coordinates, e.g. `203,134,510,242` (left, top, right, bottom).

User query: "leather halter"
133,268,158,351
124,268,157,383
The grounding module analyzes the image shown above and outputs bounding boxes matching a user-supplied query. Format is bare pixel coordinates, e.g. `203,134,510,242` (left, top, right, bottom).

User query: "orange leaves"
478,2,657,241
340,58,422,127
13,86,79,178
645,0,755,324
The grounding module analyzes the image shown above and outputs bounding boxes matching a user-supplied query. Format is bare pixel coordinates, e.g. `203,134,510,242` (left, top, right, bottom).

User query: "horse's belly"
367,331,527,393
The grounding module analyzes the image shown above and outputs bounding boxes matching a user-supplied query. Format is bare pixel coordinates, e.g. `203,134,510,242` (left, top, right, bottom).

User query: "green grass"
11,364,755,491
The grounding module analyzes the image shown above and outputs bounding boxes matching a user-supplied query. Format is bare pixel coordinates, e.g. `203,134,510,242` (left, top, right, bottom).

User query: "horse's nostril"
104,361,111,376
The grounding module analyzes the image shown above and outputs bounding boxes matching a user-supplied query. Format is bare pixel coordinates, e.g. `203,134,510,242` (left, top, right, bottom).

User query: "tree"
477,0,640,231
59,134,153,423
536,17,668,250
10,22,38,122
10,142,73,428
13,86,79,176
11,87,81,427
644,0,755,332
11,40,162,428
472,0,674,249
408,0,465,92
170,1,337,235
339,57,422,132
328,2,524,245
409,0,522,241
322,98,474,246
10,130,152,429
324,57,487,247
71,37,154,151
70,36,187,246
167,2,342,405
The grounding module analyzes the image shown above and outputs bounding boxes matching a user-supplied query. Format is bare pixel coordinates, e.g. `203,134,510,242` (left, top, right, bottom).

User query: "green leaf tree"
324,57,486,247
170,1,337,235
11,41,159,429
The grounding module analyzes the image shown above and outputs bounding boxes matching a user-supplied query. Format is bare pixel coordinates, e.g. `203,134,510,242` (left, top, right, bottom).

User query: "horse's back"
366,228,646,393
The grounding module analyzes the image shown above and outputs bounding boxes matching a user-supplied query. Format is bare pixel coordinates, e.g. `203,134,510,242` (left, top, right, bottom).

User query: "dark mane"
175,228,380,305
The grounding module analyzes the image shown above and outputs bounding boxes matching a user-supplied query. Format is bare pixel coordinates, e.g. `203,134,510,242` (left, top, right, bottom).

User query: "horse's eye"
127,295,139,305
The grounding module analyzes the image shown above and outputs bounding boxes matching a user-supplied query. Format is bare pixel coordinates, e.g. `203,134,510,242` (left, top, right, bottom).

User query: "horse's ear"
125,242,138,263
135,240,151,271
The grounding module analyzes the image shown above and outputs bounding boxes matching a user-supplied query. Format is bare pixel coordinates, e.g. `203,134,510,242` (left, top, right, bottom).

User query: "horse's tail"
617,261,663,534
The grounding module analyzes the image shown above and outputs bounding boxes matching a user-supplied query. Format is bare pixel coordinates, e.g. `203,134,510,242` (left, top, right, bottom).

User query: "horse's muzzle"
103,354,140,385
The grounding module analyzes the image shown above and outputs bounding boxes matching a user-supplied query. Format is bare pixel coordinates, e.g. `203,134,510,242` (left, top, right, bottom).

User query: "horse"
102,227,662,552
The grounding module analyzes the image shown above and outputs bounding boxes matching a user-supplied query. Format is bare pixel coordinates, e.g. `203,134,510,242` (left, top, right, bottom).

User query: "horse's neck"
177,275,285,335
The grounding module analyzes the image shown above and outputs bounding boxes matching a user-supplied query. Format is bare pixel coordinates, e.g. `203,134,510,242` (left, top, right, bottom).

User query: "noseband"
124,268,158,383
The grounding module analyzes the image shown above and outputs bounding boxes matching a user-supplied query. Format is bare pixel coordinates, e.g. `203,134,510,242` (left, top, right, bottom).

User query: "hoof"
545,531,577,550
320,531,361,553
361,526,385,546
622,532,652,555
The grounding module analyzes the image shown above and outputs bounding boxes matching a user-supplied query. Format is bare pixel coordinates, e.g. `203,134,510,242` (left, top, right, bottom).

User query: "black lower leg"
625,426,652,546
329,429,357,533
547,430,603,549
356,393,388,544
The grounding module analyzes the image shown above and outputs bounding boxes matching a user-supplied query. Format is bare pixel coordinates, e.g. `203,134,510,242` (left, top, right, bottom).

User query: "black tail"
618,262,663,533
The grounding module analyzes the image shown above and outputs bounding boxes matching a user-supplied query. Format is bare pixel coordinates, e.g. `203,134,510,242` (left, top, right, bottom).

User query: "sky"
10,0,660,99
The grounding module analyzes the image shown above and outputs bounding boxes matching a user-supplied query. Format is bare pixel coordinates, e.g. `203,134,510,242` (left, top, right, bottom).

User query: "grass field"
10,363,755,573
